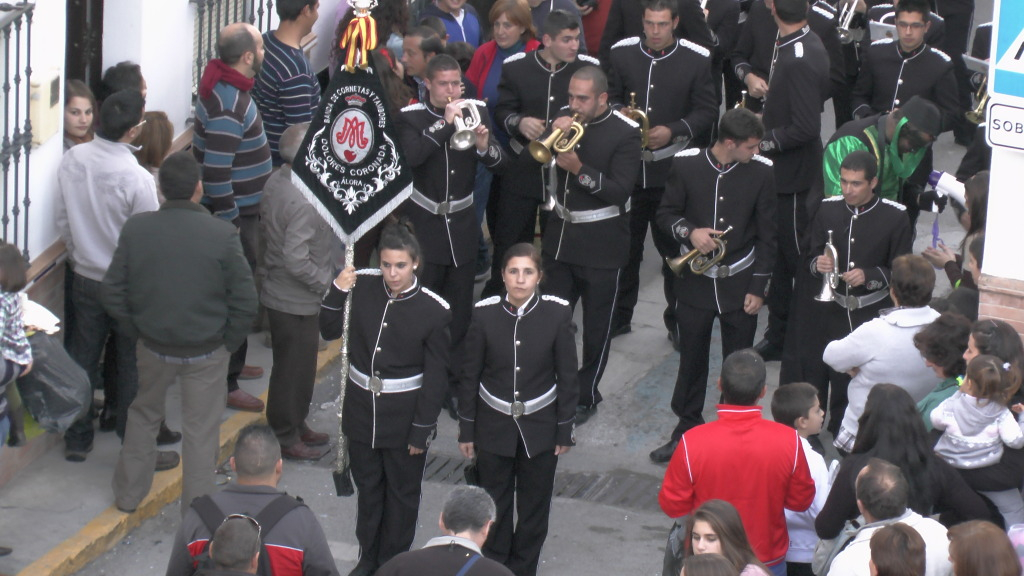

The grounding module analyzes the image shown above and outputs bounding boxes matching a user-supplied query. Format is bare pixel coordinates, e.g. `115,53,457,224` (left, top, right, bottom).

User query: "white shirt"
785,437,831,563
828,510,952,576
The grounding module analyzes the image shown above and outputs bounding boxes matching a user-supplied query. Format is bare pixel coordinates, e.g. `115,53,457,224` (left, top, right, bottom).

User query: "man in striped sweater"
252,0,321,167
194,22,273,413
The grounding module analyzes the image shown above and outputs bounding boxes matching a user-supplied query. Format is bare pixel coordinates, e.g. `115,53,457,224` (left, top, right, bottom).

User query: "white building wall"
983,147,1024,282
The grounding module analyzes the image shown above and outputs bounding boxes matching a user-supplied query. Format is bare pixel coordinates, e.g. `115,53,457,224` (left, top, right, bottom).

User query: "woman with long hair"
681,500,770,576
458,243,578,576
913,312,972,431
947,521,1022,576
132,111,175,203
922,171,988,290
64,79,96,151
815,384,991,539
321,219,452,576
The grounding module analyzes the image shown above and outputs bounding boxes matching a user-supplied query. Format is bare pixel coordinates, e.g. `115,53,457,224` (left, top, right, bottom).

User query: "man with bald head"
194,22,273,414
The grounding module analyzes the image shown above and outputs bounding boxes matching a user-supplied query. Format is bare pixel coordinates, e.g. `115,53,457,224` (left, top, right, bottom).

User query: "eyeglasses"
895,21,926,30
222,513,262,540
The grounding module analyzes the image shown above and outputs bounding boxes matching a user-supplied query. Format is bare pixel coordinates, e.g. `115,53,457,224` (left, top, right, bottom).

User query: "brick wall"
979,274,1024,338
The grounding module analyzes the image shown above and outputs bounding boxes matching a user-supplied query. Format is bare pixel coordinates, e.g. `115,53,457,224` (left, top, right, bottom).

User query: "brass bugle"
965,75,989,125
625,92,650,149
837,0,856,44
528,114,584,164
666,226,733,276
447,97,481,151
734,90,748,110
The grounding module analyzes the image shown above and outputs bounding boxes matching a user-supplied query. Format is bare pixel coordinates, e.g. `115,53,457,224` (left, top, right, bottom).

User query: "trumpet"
447,97,482,151
814,230,840,302
528,114,585,164
837,0,857,45
666,226,733,276
734,90,748,110
624,92,650,149
965,75,989,125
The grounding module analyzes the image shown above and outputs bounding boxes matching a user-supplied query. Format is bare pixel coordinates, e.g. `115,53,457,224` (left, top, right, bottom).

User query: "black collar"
503,292,540,316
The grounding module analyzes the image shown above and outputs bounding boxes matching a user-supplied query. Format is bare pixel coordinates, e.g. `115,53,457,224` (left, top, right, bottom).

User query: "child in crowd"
0,243,33,446
771,383,831,576
932,354,1024,525
868,524,926,576
682,553,739,576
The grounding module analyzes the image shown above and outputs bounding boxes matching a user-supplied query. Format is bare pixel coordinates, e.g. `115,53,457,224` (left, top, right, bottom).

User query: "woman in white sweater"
825,255,941,454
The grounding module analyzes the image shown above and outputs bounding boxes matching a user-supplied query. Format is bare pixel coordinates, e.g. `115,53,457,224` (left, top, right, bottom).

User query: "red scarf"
198,59,255,99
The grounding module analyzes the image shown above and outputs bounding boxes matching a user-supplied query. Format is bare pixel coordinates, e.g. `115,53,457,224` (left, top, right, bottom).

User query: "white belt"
410,189,474,216
479,384,557,418
833,289,889,311
350,366,423,395
642,140,689,162
552,197,630,224
703,247,756,279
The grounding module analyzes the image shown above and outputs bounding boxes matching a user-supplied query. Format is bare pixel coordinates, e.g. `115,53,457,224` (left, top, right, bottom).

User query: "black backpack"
191,493,305,576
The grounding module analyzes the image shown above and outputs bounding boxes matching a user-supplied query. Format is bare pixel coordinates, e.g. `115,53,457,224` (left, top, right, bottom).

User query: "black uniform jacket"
494,51,600,200
458,292,579,458
759,25,831,195
396,100,509,267
542,108,642,269
376,538,515,576
807,195,913,299
731,0,844,91
598,0,715,65
851,39,958,130
657,148,777,313
608,37,719,188
319,272,452,450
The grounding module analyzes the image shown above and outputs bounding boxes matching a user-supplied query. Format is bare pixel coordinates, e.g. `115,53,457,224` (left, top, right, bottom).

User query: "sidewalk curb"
17,339,344,576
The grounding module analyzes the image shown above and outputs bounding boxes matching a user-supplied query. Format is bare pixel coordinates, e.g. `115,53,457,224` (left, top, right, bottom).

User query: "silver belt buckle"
368,376,384,395
436,201,451,215
846,295,860,311
716,265,731,278
641,149,655,162
511,400,526,419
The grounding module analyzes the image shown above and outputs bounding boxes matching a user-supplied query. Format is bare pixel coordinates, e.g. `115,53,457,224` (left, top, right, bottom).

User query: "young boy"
771,382,831,576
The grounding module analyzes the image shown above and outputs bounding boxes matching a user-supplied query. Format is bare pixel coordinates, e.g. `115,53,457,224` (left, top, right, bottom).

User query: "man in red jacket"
659,349,815,575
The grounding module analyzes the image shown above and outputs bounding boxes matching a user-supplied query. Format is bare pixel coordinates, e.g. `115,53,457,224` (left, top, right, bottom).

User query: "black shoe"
98,408,117,432
649,439,679,464
753,338,783,362
155,451,180,471
156,422,182,446
64,442,94,463
575,404,598,425
0,546,11,556
667,329,680,352
347,560,378,576
610,323,631,339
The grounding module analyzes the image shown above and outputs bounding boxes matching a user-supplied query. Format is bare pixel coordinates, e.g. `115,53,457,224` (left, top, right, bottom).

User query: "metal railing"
190,0,280,95
0,1,33,260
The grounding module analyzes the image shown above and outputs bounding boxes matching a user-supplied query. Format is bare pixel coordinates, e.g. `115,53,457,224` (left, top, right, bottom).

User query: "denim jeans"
64,273,139,449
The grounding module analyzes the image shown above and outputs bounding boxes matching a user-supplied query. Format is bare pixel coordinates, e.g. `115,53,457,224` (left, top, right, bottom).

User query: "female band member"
458,242,579,576
321,220,452,576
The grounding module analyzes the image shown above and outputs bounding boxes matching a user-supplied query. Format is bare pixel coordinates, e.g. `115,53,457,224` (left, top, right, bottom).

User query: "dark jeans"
227,213,260,392
64,273,139,449
266,309,320,446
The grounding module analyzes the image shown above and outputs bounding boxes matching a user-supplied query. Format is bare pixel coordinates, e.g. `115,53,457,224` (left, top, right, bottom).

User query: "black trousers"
349,440,428,569
614,185,677,334
420,260,476,388
936,4,975,143
483,161,549,298
227,213,260,392
671,301,758,439
265,308,319,446
764,191,809,348
478,441,558,576
542,258,620,408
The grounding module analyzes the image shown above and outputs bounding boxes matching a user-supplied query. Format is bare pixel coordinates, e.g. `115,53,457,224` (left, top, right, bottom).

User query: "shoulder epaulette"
811,5,835,20
751,154,773,166
679,39,710,58
931,13,945,23
541,294,570,306
475,295,501,307
503,52,527,64
611,36,640,50
614,110,639,128
930,47,952,62
823,195,844,202
401,103,426,112
881,198,907,211
978,22,992,29
872,38,895,46
674,147,701,158
578,54,601,66
465,98,487,108
421,286,451,309
357,268,383,276
874,3,893,9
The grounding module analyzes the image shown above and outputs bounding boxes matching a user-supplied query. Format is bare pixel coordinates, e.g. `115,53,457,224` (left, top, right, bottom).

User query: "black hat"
900,96,943,138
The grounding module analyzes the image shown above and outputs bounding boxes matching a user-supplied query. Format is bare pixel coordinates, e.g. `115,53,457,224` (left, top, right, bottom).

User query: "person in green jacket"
912,312,971,432
820,95,942,203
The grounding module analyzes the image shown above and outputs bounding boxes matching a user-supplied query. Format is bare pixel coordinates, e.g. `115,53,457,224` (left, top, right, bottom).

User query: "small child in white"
932,354,1024,525
771,382,830,576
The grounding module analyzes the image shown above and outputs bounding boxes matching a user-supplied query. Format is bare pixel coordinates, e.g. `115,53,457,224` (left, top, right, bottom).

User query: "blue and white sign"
993,0,1024,98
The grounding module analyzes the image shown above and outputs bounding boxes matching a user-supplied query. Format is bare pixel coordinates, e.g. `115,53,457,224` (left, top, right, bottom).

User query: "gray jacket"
259,166,337,316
